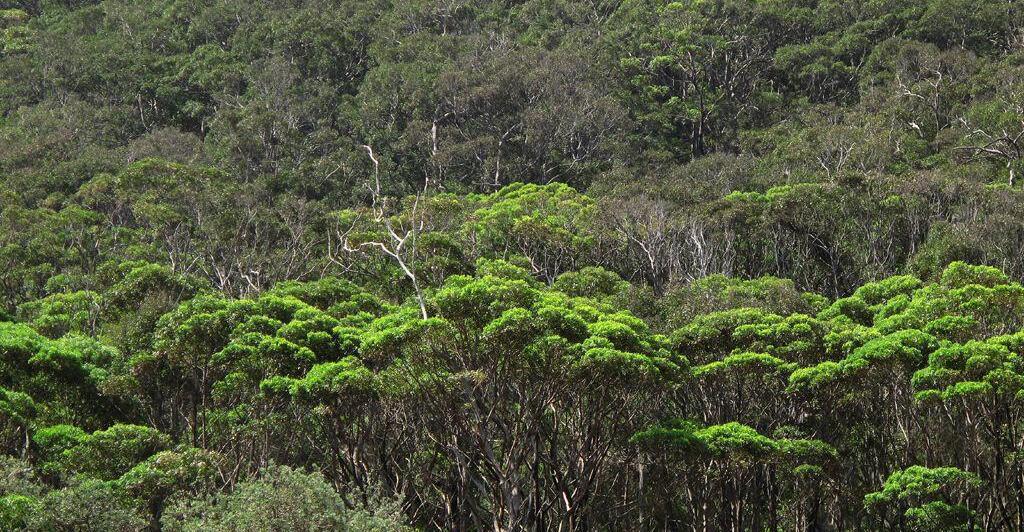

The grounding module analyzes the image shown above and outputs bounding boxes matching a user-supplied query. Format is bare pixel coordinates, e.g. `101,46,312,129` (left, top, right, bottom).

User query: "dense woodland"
2,0,1024,530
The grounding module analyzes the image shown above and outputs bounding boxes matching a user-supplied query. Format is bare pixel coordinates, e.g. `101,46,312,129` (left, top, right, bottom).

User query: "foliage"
160,464,404,532
4,0,1024,528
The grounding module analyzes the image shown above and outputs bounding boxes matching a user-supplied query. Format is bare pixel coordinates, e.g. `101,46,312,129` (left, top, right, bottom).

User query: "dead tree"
330,145,430,319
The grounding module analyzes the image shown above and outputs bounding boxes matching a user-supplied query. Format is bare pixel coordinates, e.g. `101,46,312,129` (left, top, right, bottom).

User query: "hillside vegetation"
2,0,1024,530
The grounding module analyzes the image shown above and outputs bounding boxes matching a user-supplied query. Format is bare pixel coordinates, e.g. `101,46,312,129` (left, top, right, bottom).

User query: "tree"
333,145,430,319
865,466,981,531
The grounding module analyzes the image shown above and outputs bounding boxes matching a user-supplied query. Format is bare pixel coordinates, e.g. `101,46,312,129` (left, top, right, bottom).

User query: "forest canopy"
2,0,1024,530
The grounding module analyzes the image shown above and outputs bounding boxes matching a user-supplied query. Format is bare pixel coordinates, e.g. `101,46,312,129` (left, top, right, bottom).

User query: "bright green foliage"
695,422,779,459
44,424,171,481
279,356,375,401
0,494,38,530
0,321,47,381
466,183,596,281
144,278,386,450
0,322,121,431
271,265,684,528
553,266,632,301
17,290,100,338
635,420,782,460
5,256,1024,529
865,465,982,531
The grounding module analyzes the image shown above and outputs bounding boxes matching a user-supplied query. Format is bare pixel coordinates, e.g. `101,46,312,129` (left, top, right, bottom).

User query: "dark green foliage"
26,478,148,532
160,464,404,532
